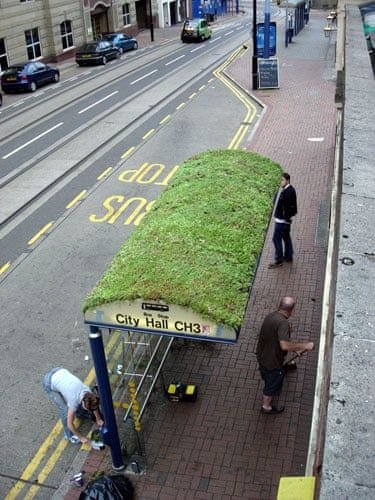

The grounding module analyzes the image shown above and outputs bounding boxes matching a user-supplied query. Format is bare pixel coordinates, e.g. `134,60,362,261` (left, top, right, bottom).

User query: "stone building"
0,0,158,66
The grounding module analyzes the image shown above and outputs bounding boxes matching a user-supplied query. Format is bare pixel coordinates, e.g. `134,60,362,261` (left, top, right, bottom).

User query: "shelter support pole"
89,326,125,470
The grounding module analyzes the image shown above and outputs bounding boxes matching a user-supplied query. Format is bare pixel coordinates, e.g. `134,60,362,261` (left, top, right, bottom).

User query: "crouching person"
43,367,104,444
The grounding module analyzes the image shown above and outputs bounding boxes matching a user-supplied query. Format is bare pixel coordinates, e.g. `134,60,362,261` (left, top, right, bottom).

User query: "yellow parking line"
7,333,120,499
159,114,171,125
176,102,185,110
189,92,197,99
121,146,135,159
27,222,54,246
208,78,214,83
142,129,155,140
0,261,11,275
65,190,87,209
199,85,206,91
97,166,113,180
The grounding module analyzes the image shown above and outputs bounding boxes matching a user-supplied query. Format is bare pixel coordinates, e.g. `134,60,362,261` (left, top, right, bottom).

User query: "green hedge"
83,150,281,328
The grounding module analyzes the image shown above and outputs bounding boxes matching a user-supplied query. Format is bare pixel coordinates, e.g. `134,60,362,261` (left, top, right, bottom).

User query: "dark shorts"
259,367,285,396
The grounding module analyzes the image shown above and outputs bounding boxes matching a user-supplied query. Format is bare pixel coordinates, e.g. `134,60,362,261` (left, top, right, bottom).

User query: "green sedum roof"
83,150,281,328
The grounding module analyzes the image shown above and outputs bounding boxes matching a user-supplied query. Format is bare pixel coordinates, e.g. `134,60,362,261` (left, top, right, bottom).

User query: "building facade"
0,0,158,67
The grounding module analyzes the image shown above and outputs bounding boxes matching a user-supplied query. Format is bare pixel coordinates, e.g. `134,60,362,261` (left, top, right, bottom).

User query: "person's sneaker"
284,258,293,263
268,261,283,269
66,435,81,444
261,405,285,415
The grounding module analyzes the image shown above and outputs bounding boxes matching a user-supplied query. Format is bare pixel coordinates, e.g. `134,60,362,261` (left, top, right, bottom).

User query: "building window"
20,0,33,3
122,3,131,26
25,28,41,59
61,20,74,50
0,38,9,72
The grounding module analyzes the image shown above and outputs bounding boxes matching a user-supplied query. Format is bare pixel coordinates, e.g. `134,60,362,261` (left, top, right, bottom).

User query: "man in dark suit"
268,172,297,268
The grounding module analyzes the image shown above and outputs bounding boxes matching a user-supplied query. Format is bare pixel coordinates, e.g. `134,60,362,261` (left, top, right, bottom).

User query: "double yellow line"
214,45,257,150
5,332,120,499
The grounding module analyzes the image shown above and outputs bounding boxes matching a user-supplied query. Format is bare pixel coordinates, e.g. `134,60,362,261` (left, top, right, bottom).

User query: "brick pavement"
64,10,336,500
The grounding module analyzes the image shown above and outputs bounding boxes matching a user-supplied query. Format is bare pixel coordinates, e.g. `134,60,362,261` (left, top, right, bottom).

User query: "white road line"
224,30,234,36
209,37,221,43
78,91,119,114
130,69,158,85
165,55,186,66
2,122,64,159
190,46,204,53
12,102,24,107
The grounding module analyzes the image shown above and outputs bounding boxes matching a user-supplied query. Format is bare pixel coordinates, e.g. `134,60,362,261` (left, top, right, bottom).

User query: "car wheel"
133,41,138,50
102,56,107,65
77,62,83,67
29,81,37,92
200,34,205,42
118,47,124,54
115,51,121,59
53,72,60,83
0,94,2,106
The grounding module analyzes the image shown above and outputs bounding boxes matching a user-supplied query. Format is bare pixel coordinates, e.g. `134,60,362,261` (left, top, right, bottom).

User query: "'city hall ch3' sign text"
84,299,238,344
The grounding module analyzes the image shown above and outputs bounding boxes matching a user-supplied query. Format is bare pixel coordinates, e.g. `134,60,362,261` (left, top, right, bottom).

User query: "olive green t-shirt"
256,311,290,370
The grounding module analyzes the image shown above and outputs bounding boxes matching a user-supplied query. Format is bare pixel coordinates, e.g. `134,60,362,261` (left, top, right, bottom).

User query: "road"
0,17,262,498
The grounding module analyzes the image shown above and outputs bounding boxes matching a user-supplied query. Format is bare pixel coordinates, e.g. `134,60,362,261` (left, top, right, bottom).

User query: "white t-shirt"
51,368,90,411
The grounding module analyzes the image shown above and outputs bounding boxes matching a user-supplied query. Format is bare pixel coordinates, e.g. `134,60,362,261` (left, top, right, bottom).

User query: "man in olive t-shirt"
256,297,314,414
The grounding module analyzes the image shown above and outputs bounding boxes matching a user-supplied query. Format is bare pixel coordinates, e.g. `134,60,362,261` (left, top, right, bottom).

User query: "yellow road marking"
213,45,256,151
27,222,54,246
189,92,197,99
176,102,185,110
0,261,11,275
159,114,171,125
208,78,214,83
121,146,135,159
97,166,113,180
142,129,155,140
7,332,120,499
65,190,87,209
199,85,206,91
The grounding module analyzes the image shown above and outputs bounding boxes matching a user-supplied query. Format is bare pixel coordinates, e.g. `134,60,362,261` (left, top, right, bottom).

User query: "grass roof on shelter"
83,150,281,329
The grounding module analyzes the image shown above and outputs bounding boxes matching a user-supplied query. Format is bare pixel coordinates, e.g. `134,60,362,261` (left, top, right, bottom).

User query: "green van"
181,19,212,43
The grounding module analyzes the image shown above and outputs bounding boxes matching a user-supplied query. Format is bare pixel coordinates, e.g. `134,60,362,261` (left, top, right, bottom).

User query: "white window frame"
61,20,74,50
122,3,131,26
0,38,9,73
25,28,42,60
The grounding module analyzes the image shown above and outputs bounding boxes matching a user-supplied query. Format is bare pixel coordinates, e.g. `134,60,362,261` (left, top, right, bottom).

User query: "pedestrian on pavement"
43,367,104,444
256,297,314,414
268,172,297,268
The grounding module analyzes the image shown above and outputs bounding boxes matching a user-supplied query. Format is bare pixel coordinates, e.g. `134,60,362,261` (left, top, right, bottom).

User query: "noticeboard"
256,22,277,57
258,58,279,89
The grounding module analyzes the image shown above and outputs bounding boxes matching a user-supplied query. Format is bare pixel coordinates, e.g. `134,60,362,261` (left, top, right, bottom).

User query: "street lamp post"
252,0,258,89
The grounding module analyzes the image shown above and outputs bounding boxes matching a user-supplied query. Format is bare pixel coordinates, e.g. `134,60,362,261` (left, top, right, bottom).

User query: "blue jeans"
272,222,293,262
43,368,73,439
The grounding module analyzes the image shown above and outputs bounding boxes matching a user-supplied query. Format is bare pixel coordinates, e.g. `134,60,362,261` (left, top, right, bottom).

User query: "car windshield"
5,65,25,74
104,35,116,41
80,43,98,52
185,21,199,28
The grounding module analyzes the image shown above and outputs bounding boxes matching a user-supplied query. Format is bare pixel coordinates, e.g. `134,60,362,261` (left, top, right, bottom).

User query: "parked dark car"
103,33,138,53
0,91,2,106
75,41,121,66
1,62,60,93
